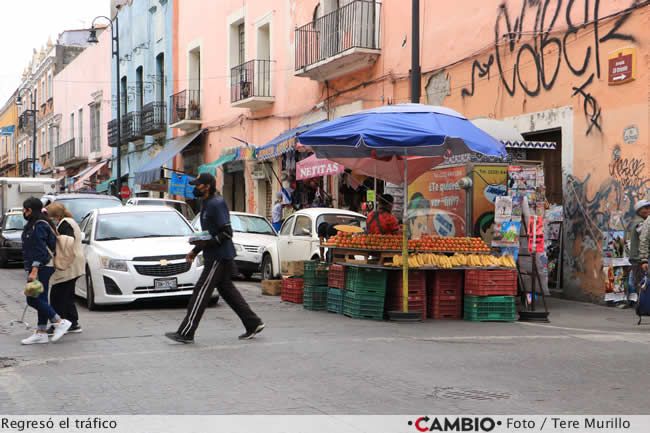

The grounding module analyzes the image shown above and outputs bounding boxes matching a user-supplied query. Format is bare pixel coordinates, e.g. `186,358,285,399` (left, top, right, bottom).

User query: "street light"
16,87,38,177
88,14,122,196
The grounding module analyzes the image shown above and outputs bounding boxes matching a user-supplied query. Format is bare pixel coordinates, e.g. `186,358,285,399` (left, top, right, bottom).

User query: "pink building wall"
53,27,112,163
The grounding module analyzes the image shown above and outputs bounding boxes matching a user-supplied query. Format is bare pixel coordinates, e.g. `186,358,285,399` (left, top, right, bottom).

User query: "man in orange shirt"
367,194,400,235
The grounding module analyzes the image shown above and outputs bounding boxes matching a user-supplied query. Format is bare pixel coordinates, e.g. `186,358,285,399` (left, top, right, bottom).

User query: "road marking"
516,321,646,335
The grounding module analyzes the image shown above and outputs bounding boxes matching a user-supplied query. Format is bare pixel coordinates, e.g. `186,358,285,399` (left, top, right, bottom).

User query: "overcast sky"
0,0,109,104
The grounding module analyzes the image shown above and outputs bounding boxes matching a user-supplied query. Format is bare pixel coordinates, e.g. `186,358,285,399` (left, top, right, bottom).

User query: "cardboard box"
281,261,305,276
261,280,282,296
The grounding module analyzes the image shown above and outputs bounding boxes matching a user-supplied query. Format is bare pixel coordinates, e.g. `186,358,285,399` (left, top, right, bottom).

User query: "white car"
192,212,280,280
77,206,205,309
277,208,366,262
126,197,195,221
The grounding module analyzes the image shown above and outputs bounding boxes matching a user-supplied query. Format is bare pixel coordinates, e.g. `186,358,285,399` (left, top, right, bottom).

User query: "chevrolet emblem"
160,260,168,266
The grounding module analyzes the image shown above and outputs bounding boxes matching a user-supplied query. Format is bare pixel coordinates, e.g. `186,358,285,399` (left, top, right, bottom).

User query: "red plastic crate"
464,269,517,296
428,296,462,319
389,270,427,292
328,264,346,289
282,277,304,290
428,270,463,298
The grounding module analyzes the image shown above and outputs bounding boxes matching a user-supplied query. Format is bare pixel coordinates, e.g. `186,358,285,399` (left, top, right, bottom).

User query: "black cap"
189,173,216,186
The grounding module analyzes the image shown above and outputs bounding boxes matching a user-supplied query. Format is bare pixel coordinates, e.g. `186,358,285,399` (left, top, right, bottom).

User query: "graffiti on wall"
461,0,640,134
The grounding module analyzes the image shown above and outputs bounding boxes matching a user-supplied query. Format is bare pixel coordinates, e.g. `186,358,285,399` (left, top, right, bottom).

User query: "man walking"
272,192,284,232
166,173,264,343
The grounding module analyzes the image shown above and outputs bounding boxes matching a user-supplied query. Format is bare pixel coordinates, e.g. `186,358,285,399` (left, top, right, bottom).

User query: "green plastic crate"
304,261,329,286
343,308,384,320
345,267,387,292
464,295,516,322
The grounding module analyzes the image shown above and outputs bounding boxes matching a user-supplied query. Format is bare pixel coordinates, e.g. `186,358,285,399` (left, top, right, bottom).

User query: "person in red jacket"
367,194,400,235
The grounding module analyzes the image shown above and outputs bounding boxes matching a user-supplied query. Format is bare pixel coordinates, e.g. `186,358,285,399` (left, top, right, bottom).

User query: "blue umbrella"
298,104,506,315
298,104,506,159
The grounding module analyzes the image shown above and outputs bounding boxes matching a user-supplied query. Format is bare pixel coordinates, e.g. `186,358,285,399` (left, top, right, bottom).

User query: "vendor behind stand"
367,194,400,235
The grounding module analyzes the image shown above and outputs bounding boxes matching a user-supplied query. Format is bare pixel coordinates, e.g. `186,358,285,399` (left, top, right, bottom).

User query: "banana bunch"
390,253,517,269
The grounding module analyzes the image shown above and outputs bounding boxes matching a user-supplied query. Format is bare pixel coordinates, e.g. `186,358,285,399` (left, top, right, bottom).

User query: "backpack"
37,220,76,271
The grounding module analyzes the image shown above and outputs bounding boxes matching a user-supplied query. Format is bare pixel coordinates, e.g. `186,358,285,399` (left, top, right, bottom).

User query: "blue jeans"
25,266,57,330
272,221,283,232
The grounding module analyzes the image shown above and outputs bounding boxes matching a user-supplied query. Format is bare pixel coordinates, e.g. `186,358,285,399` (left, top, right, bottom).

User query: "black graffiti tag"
571,74,602,135
609,155,647,192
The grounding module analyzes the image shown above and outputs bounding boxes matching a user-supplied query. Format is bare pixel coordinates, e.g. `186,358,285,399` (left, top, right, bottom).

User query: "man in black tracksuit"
166,173,264,343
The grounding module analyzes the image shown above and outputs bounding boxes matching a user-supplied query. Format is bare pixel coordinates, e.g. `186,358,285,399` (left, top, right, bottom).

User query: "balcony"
142,101,167,136
55,138,86,168
231,60,274,110
107,119,119,147
122,111,143,144
295,0,381,81
0,154,9,170
18,111,34,133
18,159,33,176
169,89,201,132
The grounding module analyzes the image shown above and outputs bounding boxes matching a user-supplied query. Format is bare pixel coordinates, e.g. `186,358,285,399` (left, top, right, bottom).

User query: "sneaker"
21,332,49,345
239,322,265,340
68,324,83,334
164,332,194,344
51,319,72,342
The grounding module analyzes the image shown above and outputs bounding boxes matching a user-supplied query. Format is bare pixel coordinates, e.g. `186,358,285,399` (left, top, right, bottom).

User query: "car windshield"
134,200,196,220
316,214,366,231
3,214,25,230
231,214,276,235
95,211,194,241
57,198,122,223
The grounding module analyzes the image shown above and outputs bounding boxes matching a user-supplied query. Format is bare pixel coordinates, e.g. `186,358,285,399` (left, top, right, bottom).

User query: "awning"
198,153,237,176
96,171,130,194
471,118,557,150
255,120,328,161
72,160,109,191
134,129,204,185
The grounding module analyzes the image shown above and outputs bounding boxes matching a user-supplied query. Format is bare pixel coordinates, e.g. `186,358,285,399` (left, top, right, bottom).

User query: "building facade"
15,31,91,179
108,0,174,197
52,27,113,191
0,92,19,177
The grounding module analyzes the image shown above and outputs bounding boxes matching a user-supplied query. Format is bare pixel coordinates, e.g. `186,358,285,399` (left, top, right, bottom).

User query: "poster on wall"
408,165,467,238
602,230,630,267
494,196,513,223
492,221,521,247
472,165,508,243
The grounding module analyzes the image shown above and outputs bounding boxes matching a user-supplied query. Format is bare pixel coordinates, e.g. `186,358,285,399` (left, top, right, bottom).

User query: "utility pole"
411,0,421,104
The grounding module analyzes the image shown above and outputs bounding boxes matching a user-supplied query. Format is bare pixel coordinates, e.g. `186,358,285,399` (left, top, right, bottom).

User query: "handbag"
24,280,44,297
37,220,75,271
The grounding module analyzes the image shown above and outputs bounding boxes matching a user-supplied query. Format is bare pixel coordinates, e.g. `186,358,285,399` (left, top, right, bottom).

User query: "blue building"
102,0,175,197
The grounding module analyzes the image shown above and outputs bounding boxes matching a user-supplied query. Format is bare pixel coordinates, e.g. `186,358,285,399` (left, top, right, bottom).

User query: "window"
280,216,294,236
90,103,101,153
156,54,165,102
48,126,55,154
41,129,46,156
70,112,75,139
293,216,312,236
136,66,144,110
120,76,127,114
47,73,53,99
238,23,245,66
78,108,83,150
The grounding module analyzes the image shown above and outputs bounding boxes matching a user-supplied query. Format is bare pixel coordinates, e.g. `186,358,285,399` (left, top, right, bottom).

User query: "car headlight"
195,253,205,267
234,243,243,253
100,256,128,272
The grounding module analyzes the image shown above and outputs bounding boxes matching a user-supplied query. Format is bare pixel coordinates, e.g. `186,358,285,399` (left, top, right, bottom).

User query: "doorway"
223,161,246,212
522,129,563,205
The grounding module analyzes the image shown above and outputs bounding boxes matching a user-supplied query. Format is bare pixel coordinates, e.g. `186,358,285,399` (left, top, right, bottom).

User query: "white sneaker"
51,319,72,342
21,332,49,345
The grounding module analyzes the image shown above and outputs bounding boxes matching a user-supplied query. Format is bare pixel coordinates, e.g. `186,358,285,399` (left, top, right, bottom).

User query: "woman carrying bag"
20,197,71,345
47,203,85,334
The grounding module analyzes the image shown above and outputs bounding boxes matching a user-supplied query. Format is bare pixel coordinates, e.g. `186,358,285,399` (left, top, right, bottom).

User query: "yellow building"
0,92,18,177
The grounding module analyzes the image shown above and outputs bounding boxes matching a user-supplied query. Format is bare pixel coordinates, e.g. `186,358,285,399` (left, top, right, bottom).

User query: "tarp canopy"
72,160,108,191
299,104,506,159
256,120,328,161
471,118,557,150
134,129,204,185
198,153,237,176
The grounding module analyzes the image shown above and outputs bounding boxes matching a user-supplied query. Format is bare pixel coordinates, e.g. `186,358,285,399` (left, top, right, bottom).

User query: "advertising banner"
472,165,508,242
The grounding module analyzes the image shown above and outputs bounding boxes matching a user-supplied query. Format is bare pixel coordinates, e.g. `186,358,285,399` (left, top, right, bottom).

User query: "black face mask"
23,212,29,221
193,187,203,198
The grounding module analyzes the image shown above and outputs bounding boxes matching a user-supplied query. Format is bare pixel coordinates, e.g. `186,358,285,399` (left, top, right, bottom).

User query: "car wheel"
241,271,254,280
86,268,98,311
261,254,274,280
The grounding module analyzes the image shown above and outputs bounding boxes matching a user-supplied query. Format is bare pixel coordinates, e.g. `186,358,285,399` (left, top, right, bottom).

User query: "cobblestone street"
1,266,650,414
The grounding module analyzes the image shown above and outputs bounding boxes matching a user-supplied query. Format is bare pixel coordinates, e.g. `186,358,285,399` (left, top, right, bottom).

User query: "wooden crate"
281,261,305,277
261,280,282,296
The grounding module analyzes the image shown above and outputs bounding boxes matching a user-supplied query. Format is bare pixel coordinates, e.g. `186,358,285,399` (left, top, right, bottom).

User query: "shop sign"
608,48,636,85
366,190,376,202
296,158,344,181
408,165,467,237
623,125,639,144
225,160,244,174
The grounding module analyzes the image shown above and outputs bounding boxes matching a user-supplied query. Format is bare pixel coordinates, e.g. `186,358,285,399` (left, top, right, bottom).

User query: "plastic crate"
327,288,344,314
304,261,329,286
282,277,304,290
281,292,303,304
428,270,464,298
464,295,516,322
388,270,427,291
464,270,517,296
344,290,386,303
328,264,346,289
429,297,462,319
343,307,384,320
345,266,387,292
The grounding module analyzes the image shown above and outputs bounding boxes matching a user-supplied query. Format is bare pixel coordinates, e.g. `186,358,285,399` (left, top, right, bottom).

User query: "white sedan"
277,208,366,262
192,212,280,280
77,206,205,309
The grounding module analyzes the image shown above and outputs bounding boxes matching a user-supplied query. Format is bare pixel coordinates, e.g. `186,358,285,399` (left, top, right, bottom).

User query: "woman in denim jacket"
20,197,71,345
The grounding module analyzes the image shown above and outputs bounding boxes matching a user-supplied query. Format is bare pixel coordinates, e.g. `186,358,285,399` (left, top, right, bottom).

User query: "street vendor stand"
298,104,506,318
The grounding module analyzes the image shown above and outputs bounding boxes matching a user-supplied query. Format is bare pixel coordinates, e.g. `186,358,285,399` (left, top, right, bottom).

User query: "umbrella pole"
402,154,409,313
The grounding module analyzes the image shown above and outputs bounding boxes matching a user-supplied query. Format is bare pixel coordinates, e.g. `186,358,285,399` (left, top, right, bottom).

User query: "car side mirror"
81,233,89,244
